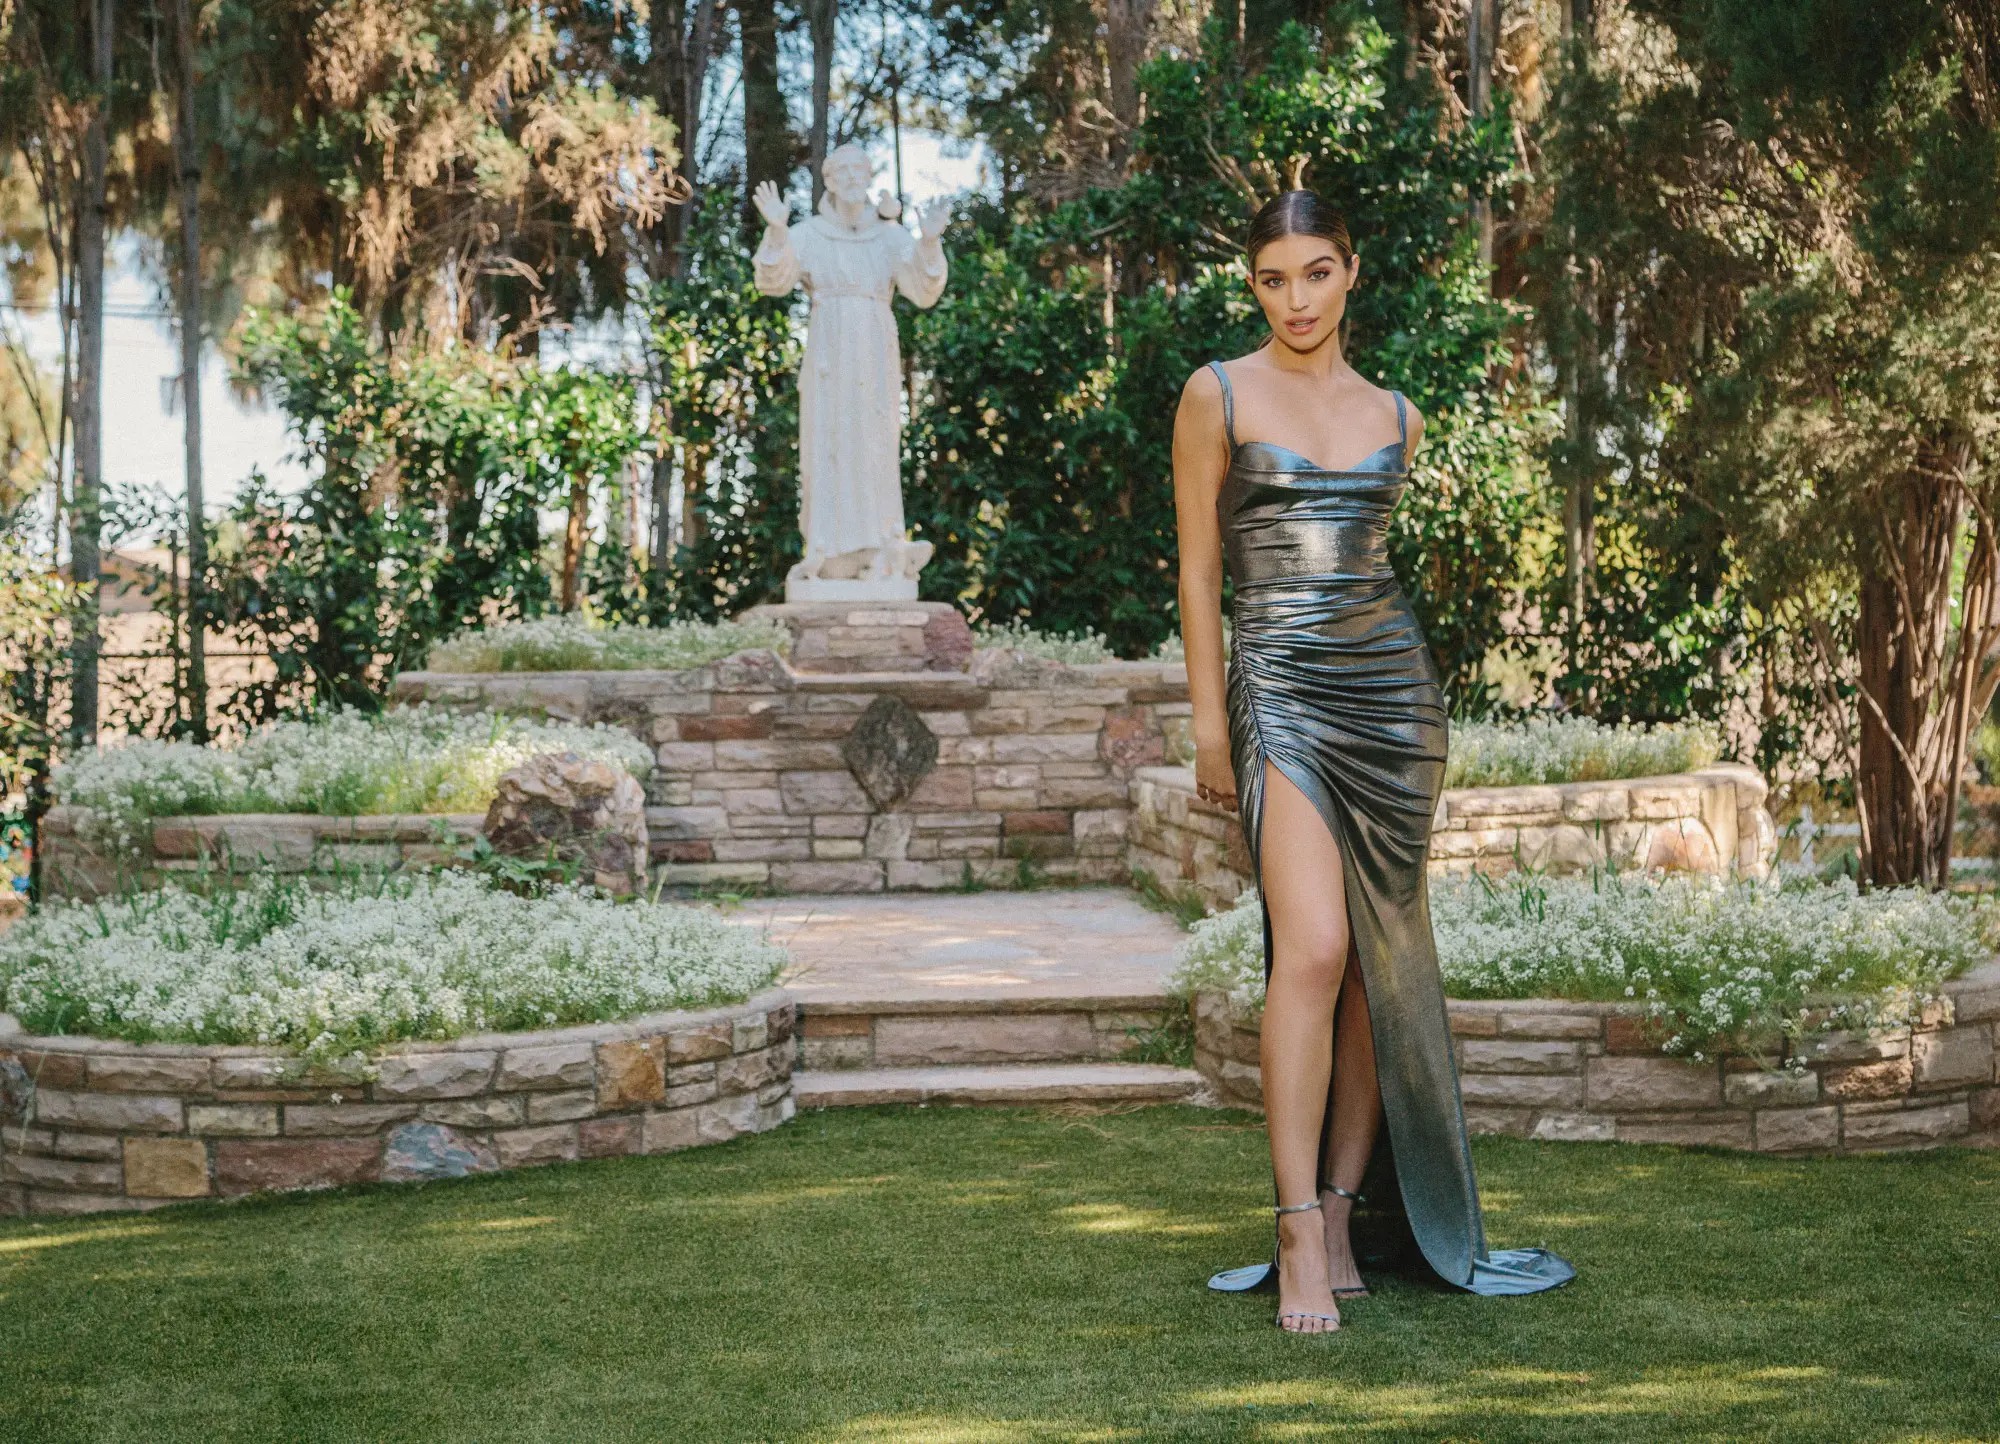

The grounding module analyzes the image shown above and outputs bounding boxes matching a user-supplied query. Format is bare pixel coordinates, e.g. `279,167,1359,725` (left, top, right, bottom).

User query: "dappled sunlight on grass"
473,1215,559,1232
822,1416,1137,1444
723,1174,904,1207
0,1224,161,1254
1054,1201,1224,1237
1182,1362,1848,1430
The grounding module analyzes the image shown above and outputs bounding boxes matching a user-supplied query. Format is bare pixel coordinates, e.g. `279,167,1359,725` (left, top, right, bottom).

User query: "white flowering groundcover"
53,705,655,856
426,613,794,673
1169,872,1999,1064
1442,715,1721,789
0,870,787,1061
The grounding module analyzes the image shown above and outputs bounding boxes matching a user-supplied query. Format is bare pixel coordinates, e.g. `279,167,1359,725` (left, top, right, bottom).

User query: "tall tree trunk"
1848,464,2000,890
1468,0,1496,270
1102,0,1156,171
1559,0,1595,680
561,467,590,612
172,0,207,742
649,0,719,280
738,0,792,231
805,0,836,211
70,0,114,748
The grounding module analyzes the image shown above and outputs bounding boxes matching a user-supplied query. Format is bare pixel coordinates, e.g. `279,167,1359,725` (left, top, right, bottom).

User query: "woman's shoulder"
1179,359,1229,405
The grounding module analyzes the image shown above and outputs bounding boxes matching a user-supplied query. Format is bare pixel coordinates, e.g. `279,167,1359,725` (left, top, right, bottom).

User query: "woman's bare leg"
1321,958,1383,1292
1256,759,1349,1332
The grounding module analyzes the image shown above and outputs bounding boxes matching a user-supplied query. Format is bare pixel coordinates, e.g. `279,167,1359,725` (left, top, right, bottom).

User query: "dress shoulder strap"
1392,390,1407,451
1206,360,1237,450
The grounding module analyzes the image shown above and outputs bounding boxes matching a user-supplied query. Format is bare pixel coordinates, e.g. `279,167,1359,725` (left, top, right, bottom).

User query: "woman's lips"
1286,318,1316,332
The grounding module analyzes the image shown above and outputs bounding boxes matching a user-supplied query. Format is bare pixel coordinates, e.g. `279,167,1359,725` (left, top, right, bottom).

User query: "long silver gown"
1199,359,1576,1298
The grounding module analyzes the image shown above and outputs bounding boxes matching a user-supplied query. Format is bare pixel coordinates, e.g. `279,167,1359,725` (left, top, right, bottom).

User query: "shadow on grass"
1,1105,1995,1443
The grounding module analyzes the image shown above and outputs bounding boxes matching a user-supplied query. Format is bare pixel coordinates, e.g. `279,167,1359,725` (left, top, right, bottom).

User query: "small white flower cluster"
972,618,1122,664
1444,715,1722,789
426,613,792,674
53,705,655,855
1168,872,1995,1063
0,870,787,1061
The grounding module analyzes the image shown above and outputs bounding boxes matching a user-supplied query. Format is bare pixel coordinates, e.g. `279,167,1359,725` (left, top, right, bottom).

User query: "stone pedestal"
739,601,973,674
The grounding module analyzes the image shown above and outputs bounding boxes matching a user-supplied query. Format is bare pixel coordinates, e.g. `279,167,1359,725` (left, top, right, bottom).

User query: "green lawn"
2,1105,1996,1443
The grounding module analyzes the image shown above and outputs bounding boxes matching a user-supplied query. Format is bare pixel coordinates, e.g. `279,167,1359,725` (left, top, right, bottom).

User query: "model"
1172,189,1576,1334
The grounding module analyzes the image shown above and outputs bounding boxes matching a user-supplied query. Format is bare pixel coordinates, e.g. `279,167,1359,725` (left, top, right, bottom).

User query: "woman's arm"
1172,365,1238,811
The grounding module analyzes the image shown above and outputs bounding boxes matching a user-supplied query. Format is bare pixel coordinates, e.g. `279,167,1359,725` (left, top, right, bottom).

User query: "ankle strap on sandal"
1321,1183,1363,1203
1274,1198,1323,1216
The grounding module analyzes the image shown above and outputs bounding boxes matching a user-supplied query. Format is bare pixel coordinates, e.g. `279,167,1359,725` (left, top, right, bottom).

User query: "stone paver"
795,1061,1202,1107
747,889,1182,1006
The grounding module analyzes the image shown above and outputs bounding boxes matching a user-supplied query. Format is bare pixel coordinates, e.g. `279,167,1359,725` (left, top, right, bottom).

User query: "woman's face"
1248,231,1357,354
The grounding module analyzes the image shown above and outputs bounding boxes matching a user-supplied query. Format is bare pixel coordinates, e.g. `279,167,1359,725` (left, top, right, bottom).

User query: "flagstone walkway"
738,888,1209,1107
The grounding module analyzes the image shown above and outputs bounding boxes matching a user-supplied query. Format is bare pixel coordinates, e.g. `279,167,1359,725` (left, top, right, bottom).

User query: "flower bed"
428,611,1194,672
427,614,794,674
0,871,786,1063
1444,715,1720,789
0,870,796,1217
52,705,653,859
1172,873,1998,1063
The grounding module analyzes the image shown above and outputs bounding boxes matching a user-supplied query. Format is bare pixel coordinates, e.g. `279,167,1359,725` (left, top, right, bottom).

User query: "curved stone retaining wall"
0,989,796,1218
40,810,484,900
1192,960,2000,1154
1133,763,1777,913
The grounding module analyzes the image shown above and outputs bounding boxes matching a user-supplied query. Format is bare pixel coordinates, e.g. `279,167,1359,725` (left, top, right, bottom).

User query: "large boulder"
482,751,650,895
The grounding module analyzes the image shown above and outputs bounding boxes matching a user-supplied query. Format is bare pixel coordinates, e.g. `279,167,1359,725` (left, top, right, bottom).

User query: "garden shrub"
0,869,786,1061
52,706,653,855
1168,871,1997,1063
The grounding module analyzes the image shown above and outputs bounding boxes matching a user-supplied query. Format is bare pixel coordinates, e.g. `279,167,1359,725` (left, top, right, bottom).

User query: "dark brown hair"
1244,189,1354,273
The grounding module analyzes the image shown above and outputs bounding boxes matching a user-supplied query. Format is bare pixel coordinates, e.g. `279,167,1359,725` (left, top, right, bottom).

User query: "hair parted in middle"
1244,189,1354,271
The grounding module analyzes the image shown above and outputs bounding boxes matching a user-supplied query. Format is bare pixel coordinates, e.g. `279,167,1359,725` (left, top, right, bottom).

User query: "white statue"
752,144,951,601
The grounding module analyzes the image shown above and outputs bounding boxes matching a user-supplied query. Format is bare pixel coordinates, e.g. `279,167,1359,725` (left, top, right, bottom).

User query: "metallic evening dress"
1200,359,1575,1299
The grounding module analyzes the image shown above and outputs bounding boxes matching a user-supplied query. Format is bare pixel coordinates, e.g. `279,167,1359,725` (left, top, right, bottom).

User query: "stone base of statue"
783,537,935,604
739,599,973,674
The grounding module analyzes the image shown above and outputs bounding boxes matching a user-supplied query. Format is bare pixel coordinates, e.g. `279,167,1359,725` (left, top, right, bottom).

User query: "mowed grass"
2,1105,1996,1444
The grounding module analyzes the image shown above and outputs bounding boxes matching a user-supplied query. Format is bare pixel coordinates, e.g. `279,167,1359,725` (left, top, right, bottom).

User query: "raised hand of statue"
752,179,790,230
917,198,951,241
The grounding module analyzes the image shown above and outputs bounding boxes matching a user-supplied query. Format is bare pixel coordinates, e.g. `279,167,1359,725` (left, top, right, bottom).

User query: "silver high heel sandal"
1271,1198,1342,1334
1319,1182,1371,1299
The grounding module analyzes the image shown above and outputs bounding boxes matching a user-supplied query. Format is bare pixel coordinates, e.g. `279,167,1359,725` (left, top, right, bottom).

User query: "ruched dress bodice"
1200,360,1576,1301
1220,437,1406,586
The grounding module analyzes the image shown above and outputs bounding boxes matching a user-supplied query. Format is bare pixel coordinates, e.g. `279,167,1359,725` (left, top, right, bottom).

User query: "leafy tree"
907,13,1547,698
216,292,646,718
1524,0,2000,887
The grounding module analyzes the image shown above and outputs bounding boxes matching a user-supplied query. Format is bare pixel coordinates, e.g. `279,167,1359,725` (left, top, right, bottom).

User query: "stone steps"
795,1061,1206,1108
795,992,1179,1070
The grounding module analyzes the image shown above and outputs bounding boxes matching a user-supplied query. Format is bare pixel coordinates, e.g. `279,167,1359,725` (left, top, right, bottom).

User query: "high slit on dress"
1199,359,1575,1298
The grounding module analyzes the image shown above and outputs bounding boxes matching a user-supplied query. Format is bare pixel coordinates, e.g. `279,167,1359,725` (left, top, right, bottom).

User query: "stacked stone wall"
0,990,796,1218
41,811,483,898
397,649,1193,894
1131,763,1777,911
1192,961,2000,1154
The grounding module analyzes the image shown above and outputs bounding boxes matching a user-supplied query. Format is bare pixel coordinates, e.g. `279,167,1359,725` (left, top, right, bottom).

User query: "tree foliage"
213,292,646,718
1523,0,2000,885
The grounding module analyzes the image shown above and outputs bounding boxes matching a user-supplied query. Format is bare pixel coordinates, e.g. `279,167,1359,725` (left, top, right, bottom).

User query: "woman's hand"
1194,739,1238,812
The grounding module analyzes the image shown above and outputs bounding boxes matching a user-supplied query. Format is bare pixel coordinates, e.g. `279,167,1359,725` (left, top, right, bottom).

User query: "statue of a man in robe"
752,144,951,601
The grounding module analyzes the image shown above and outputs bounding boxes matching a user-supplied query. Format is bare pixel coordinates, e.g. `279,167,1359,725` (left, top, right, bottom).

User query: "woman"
1173,190,1575,1334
